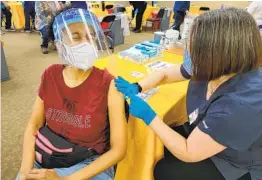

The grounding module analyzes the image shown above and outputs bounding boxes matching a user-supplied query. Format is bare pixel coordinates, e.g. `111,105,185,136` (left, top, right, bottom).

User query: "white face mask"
62,42,98,71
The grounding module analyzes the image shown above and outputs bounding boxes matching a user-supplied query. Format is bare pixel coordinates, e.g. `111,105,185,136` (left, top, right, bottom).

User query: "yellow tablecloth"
95,51,188,180
8,2,25,30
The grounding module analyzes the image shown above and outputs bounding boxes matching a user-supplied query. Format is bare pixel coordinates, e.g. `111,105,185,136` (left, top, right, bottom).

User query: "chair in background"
115,6,126,13
100,15,116,52
144,8,165,32
199,7,210,11
199,7,210,14
105,5,114,14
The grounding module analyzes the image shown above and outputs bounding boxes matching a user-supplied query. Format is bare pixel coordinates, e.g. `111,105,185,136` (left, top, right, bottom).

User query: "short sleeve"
180,65,191,79
198,96,262,151
38,70,47,100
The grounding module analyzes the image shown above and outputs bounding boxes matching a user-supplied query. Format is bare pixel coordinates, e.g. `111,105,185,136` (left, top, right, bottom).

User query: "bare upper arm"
27,96,46,130
186,127,226,162
107,80,127,151
162,64,186,84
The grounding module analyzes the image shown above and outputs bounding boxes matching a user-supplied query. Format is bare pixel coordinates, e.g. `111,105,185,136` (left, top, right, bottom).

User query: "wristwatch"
134,82,142,93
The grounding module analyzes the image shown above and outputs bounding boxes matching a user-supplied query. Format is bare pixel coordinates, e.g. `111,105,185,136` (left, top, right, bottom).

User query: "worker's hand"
129,95,157,125
115,76,139,97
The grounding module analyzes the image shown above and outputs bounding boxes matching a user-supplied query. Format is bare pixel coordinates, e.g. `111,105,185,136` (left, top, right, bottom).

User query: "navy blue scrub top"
186,68,262,180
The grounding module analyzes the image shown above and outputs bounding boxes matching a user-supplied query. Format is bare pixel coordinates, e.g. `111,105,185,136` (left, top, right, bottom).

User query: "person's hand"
25,169,62,180
129,95,157,125
115,76,139,98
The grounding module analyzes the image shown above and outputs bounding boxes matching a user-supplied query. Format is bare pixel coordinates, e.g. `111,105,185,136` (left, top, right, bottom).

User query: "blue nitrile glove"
129,95,157,125
115,76,139,97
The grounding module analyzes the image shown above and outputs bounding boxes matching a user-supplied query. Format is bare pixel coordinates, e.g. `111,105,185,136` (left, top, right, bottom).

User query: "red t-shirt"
38,64,114,154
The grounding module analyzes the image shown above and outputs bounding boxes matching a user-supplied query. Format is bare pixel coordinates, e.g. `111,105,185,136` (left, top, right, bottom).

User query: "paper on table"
145,60,174,72
138,87,159,101
129,71,145,78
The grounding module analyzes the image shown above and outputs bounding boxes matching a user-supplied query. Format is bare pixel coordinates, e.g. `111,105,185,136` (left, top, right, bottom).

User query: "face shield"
53,8,111,71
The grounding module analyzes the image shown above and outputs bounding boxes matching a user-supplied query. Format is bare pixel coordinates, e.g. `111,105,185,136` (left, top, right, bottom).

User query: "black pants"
135,4,147,30
40,26,54,48
24,4,35,30
172,10,186,32
1,7,12,29
154,126,252,180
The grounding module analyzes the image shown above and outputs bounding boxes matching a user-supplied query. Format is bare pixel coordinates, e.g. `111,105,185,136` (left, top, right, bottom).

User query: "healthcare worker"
16,8,127,180
116,8,262,180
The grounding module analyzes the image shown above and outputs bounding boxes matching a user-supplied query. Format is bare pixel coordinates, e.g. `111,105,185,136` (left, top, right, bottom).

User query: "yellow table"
8,2,25,30
95,51,188,180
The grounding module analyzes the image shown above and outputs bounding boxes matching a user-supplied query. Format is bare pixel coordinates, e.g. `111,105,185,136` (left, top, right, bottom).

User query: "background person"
70,1,88,9
1,1,15,32
172,1,190,39
129,1,147,33
247,1,262,32
22,1,36,33
35,1,64,54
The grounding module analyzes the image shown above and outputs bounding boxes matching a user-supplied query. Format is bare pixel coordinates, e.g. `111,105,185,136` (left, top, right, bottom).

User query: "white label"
188,108,199,125
129,71,145,78
145,60,174,71
138,88,159,101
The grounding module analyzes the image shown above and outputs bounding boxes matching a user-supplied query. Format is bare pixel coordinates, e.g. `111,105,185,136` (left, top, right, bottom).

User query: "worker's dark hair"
189,8,262,81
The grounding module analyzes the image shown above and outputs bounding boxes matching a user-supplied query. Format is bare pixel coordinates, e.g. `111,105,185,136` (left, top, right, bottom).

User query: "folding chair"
144,8,165,32
105,5,114,14
100,15,116,52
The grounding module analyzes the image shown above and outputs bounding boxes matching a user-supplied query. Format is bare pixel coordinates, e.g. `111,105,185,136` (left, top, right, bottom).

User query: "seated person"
16,8,127,180
35,1,64,54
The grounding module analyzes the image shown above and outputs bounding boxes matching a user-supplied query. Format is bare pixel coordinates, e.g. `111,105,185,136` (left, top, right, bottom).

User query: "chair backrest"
200,7,210,11
116,7,126,13
105,5,114,9
101,15,116,30
156,8,165,19
107,8,114,14
101,15,116,23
